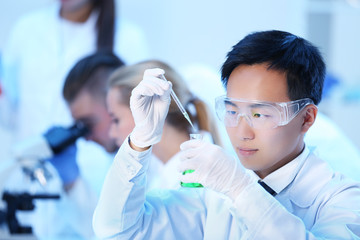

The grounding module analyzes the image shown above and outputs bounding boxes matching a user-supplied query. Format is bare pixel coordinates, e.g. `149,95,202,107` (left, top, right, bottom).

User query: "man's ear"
301,105,318,134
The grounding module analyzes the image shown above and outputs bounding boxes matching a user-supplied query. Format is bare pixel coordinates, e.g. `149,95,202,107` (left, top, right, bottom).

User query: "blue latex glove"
48,143,79,186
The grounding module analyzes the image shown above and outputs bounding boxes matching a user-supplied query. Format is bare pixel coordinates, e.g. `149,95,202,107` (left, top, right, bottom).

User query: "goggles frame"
215,95,314,129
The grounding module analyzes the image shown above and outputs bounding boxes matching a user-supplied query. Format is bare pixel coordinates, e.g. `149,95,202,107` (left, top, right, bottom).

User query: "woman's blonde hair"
108,60,222,146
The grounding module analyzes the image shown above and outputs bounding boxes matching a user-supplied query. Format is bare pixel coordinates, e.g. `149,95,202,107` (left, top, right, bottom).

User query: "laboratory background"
0,0,360,238
1,0,359,152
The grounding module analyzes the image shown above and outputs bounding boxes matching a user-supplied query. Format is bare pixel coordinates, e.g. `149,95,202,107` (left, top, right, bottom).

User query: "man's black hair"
221,30,325,105
63,51,125,103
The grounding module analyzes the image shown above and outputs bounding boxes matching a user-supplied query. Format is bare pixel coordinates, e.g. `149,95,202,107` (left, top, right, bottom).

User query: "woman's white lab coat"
1,2,149,141
93,140,360,239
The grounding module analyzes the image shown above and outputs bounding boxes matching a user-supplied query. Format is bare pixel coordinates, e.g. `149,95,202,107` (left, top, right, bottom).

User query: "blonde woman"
106,60,222,189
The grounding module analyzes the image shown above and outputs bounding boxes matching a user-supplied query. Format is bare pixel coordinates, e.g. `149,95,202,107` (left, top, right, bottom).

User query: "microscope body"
1,191,60,234
0,122,88,236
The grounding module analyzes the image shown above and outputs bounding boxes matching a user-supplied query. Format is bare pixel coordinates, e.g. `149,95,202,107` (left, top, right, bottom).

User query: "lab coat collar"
248,146,310,195
263,147,310,194
250,146,334,207
288,149,334,207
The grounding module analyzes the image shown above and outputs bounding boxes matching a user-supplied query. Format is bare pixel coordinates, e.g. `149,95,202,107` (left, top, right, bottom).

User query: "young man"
48,52,125,193
41,52,124,238
93,31,360,239
63,51,125,154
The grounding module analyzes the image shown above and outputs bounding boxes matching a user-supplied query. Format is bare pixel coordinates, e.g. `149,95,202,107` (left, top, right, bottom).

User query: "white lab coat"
93,140,360,239
1,2,150,141
305,112,360,182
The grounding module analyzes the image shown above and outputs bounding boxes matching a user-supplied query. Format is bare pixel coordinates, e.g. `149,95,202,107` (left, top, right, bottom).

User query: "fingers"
144,68,174,102
131,68,172,102
134,76,171,97
128,68,172,148
143,68,169,94
179,139,205,162
179,171,201,184
177,139,205,173
180,139,204,151
177,158,199,173
144,68,165,78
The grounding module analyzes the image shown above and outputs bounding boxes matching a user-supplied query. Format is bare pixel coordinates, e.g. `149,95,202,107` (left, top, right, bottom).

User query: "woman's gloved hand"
129,68,172,148
178,139,252,200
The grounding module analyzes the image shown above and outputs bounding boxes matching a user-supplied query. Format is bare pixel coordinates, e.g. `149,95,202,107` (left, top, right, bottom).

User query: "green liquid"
180,169,203,188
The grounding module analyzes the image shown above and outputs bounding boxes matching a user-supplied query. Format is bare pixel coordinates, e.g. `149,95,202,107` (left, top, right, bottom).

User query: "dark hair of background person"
221,30,326,105
94,0,115,51
63,51,124,104
107,60,223,147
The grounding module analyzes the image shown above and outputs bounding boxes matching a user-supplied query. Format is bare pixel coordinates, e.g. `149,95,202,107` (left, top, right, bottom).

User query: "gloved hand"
47,143,79,187
129,68,172,148
178,139,252,200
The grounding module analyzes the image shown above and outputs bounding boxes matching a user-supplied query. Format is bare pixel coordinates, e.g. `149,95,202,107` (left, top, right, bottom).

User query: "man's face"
226,63,306,178
106,87,135,147
69,90,118,153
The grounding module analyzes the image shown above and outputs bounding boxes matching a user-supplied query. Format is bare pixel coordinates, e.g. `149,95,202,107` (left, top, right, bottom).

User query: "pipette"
159,75,196,132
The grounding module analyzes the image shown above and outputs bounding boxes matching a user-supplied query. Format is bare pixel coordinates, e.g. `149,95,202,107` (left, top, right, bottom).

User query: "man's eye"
226,110,237,115
81,121,94,130
252,112,262,118
252,112,272,118
111,118,119,124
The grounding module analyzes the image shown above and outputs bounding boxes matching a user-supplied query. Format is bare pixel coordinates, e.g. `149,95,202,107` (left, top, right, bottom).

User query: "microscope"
0,122,88,237
11,122,89,186
1,191,60,235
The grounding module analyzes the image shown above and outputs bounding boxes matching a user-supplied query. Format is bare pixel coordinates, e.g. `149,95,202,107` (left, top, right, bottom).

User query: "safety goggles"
215,95,314,129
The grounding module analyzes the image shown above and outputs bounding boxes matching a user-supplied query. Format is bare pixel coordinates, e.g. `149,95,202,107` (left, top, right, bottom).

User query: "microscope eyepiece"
44,123,89,154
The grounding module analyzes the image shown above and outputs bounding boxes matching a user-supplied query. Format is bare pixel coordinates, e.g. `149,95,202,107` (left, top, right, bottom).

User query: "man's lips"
237,147,258,156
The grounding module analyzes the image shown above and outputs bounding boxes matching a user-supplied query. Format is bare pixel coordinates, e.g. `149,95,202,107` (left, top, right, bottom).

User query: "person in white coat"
181,64,360,182
93,30,360,239
49,52,124,239
0,52,125,239
1,0,149,141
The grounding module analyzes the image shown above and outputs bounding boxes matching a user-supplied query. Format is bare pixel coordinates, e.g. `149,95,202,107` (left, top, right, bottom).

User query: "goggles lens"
215,96,313,129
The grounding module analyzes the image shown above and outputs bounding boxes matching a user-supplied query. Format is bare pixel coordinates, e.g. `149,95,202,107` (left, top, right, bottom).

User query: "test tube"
180,133,204,188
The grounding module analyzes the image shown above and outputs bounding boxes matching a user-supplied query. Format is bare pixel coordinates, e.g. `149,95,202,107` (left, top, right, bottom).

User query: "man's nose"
235,115,255,140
